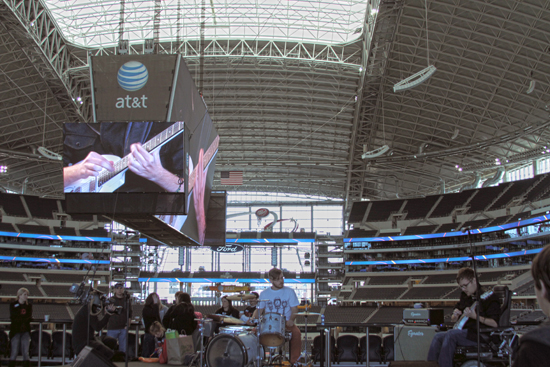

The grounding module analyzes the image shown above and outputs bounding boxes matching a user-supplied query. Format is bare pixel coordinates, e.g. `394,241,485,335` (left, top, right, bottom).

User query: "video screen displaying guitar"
63,122,186,194
63,121,220,246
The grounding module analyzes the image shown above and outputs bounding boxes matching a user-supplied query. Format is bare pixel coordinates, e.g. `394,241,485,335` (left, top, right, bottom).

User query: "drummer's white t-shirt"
258,286,299,321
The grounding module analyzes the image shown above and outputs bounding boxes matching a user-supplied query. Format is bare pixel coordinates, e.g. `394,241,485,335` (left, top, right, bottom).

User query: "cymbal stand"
298,314,310,364
256,318,263,367
197,318,205,367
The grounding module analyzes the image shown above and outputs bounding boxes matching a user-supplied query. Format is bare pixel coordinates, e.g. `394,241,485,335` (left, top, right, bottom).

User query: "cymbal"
221,316,244,325
206,314,225,322
226,294,257,301
296,312,321,316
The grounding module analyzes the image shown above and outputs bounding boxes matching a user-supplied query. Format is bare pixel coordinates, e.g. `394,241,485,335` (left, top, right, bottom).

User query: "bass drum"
460,361,487,367
206,333,260,367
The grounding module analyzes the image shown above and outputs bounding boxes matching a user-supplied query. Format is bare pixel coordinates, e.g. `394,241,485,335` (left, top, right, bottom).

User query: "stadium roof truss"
0,0,550,216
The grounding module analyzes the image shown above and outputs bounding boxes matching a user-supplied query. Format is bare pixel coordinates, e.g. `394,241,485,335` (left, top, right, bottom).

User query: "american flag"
220,171,243,185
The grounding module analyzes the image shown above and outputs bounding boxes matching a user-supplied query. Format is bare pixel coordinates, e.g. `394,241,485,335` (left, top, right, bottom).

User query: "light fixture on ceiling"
362,144,390,159
526,80,536,94
37,146,62,161
526,71,536,94
393,0,436,93
394,65,437,92
451,128,459,140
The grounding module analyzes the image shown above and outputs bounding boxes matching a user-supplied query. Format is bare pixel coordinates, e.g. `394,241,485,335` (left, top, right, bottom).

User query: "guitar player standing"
427,267,500,367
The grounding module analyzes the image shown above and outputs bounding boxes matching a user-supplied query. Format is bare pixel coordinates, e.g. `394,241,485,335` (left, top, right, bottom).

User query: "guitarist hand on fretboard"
462,307,477,321
63,151,115,188
128,143,182,192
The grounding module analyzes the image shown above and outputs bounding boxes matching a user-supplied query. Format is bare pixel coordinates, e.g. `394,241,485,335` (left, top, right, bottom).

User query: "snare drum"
206,333,260,367
259,312,286,347
220,326,255,336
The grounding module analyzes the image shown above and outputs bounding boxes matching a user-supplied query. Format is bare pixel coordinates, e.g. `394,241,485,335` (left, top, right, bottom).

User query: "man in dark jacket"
72,291,117,361
512,245,550,366
427,267,501,367
106,283,132,353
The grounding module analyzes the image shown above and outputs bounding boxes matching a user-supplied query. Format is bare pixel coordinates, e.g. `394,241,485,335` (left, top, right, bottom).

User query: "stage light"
37,146,62,161
362,144,390,159
393,65,437,92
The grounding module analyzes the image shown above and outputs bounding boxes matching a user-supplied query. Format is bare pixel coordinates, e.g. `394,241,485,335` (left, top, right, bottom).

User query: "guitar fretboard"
95,121,185,189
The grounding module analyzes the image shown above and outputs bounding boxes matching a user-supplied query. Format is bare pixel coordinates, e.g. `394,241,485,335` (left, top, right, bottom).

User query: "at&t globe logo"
117,61,148,91
115,61,149,109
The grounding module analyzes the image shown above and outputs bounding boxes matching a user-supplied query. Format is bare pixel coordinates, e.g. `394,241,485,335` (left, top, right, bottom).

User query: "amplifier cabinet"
403,308,444,326
394,325,439,361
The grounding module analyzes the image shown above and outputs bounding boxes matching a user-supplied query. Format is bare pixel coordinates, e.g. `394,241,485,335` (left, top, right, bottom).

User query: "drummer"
242,292,260,325
251,268,301,365
215,295,240,319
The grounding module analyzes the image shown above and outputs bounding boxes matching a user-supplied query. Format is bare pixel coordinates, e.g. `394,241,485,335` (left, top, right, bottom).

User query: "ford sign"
212,244,244,253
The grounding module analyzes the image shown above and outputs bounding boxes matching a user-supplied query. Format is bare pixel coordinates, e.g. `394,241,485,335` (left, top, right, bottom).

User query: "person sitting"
512,245,550,366
427,267,500,367
215,296,240,319
242,292,260,324
72,291,118,361
149,321,166,358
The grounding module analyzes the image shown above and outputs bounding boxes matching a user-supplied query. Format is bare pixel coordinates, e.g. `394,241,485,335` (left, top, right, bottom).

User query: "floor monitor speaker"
72,346,116,367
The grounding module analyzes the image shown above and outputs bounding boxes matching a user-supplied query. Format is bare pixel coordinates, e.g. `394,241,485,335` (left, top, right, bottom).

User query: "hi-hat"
226,294,257,301
297,312,321,316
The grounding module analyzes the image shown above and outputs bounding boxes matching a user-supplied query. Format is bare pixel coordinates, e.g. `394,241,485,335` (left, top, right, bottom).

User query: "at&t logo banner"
91,55,177,122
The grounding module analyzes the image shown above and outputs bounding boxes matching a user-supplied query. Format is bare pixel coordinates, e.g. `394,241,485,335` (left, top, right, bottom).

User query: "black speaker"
73,346,117,367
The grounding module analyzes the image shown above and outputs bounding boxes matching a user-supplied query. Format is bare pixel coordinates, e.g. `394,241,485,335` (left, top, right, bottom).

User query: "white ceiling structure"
1,0,550,214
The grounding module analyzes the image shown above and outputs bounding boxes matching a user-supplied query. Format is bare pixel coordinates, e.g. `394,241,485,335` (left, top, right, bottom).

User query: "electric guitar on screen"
453,290,494,330
65,121,186,193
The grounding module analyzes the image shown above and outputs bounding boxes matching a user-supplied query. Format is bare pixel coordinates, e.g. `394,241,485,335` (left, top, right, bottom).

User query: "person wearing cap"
106,283,133,354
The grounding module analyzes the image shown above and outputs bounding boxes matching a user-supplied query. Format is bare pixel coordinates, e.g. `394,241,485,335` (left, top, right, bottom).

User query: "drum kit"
196,295,319,367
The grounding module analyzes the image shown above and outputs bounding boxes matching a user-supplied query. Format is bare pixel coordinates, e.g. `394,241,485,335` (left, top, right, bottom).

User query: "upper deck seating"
24,196,59,219
402,196,440,220
467,184,510,213
353,287,406,300
0,193,27,216
400,286,456,299
348,202,370,223
436,223,460,233
16,224,51,235
403,225,438,235
324,306,375,324
429,191,473,218
489,177,537,210
367,199,404,222
369,276,409,285
347,229,378,238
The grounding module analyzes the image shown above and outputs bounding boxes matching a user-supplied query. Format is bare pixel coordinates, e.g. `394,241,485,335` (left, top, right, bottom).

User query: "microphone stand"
465,227,481,367
124,291,130,367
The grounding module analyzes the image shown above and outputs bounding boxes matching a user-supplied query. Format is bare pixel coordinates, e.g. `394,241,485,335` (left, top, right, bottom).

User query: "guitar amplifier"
403,308,444,326
394,325,439,361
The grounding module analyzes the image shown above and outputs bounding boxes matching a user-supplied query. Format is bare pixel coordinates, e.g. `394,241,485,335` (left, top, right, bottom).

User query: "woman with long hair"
215,296,240,319
141,292,162,357
9,288,32,367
